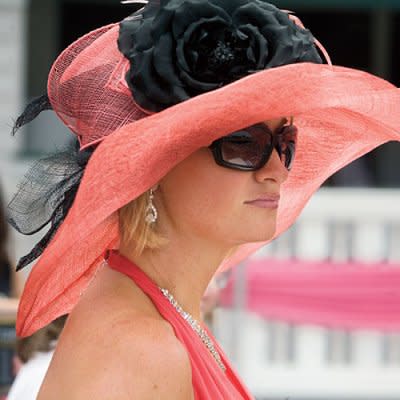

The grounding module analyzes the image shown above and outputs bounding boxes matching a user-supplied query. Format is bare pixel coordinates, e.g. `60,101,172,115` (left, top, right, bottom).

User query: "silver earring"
145,188,158,224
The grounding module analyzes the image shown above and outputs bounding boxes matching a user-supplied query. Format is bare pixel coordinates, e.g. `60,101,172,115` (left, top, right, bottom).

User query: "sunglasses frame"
209,117,297,171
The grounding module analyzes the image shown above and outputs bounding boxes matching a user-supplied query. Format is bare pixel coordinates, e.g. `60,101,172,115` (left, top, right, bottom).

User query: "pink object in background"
220,258,400,331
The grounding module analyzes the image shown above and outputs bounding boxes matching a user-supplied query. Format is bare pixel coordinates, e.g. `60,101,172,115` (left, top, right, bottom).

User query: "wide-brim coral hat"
10,8,400,337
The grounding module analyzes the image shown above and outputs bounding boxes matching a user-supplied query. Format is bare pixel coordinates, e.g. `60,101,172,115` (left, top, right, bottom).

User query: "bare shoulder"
38,267,194,399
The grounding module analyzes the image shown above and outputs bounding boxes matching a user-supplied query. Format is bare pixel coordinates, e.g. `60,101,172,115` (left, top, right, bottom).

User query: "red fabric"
106,250,254,400
220,258,400,331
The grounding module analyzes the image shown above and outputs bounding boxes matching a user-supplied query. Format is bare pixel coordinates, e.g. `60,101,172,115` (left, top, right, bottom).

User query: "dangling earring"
145,188,158,224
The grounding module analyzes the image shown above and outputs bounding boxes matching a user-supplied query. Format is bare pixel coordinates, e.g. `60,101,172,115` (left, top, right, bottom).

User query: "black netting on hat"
7,141,94,270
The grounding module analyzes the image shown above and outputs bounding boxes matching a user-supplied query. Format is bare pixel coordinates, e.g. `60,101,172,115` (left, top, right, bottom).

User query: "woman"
8,316,67,400
8,0,400,398
0,184,23,299
0,183,21,394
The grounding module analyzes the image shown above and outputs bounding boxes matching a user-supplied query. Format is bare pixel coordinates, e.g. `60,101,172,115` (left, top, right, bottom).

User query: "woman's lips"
244,194,280,209
245,199,279,209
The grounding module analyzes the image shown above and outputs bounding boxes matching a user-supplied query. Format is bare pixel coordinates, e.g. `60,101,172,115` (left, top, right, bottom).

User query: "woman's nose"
253,148,289,184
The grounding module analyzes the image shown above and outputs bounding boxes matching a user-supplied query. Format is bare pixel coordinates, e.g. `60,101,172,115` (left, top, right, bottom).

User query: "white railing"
214,188,400,400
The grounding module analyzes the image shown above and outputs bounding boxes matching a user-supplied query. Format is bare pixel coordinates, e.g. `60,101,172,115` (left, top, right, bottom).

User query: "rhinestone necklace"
159,287,226,372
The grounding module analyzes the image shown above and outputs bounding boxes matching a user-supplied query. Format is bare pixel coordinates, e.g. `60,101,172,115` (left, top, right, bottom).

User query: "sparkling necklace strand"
159,287,226,372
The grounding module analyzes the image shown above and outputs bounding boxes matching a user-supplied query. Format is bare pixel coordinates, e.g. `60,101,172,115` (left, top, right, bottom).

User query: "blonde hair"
119,191,168,257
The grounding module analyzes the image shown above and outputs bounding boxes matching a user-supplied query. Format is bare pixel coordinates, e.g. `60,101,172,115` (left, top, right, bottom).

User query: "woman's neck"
119,234,235,322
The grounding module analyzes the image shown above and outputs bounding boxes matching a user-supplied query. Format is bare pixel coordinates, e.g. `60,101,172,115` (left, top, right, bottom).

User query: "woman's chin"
234,226,277,245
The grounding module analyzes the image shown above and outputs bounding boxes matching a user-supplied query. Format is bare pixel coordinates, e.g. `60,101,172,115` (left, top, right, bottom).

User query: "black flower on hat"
118,0,322,112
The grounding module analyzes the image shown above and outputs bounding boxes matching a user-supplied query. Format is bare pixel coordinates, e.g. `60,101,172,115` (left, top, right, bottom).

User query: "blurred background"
0,0,400,399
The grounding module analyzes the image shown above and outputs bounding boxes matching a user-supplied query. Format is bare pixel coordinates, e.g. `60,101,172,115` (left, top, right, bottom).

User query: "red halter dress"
106,250,254,400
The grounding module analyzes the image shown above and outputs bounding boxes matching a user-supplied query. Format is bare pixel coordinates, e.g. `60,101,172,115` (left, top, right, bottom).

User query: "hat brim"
17,61,400,337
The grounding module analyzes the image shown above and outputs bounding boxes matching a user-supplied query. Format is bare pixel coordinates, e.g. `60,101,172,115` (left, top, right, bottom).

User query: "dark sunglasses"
209,118,298,171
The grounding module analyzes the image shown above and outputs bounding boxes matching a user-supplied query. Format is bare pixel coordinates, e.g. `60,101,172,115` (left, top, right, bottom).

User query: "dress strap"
104,249,254,399
105,249,164,298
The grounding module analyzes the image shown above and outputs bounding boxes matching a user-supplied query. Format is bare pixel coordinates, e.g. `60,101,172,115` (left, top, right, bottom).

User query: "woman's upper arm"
9,261,24,298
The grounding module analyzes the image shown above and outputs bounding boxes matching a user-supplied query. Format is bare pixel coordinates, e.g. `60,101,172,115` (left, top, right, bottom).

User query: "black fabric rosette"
118,0,322,112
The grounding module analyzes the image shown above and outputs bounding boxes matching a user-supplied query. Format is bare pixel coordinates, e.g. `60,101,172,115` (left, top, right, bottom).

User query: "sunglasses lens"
212,123,298,171
219,125,272,169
